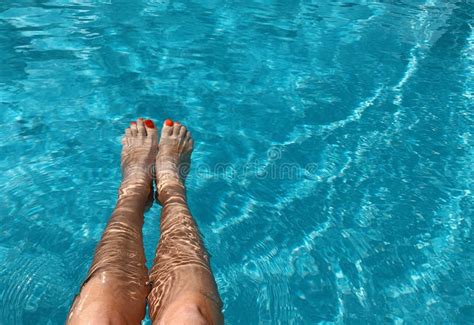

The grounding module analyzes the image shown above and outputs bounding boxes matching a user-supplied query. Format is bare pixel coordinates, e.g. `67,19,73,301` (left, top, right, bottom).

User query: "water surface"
0,0,473,324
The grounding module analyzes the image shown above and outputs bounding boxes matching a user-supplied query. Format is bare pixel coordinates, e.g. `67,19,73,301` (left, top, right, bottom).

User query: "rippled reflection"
0,0,472,323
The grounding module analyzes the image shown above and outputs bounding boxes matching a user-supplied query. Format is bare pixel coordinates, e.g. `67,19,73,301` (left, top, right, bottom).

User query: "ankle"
122,165,153,180
156,179,186,205
118,177,152,201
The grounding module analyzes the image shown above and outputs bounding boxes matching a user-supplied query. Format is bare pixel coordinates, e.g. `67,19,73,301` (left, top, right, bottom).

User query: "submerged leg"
68,118,158,324
148,120,223,324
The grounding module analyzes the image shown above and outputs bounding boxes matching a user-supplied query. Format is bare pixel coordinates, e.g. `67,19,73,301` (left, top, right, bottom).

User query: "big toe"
144,119,158,143
161,119,174,137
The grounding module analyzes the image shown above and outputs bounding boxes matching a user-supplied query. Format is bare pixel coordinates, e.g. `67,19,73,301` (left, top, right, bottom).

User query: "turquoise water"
0,0,473,323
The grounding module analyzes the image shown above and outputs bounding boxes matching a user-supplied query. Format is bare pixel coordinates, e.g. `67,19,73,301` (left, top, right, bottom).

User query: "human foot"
155,119,194,204
120,118,158,208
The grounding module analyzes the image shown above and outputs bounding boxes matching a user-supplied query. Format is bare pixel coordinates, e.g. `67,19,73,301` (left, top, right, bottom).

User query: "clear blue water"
0,1,473,324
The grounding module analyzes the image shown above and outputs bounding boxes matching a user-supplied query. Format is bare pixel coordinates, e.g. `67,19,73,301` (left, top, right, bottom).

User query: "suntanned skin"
148,121,223,325
67,118,222,324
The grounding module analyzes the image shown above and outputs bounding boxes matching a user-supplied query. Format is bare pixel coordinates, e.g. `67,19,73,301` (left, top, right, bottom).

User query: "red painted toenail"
175,121,180,125
165,119,174,127
144,119,155,128
131,121,137,125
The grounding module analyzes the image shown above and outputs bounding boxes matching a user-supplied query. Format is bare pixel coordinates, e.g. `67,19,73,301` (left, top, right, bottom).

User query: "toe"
130,121,138,136
123,128,132,146
173,122,182,136
162,119,174,137
137,118,146,136
144,119,158,141
178,124,187,137
183,128,193,153
185,130,191,141
188,138,194,151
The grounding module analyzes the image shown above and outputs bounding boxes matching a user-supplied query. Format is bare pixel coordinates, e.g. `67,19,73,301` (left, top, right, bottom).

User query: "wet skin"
67,119,222,325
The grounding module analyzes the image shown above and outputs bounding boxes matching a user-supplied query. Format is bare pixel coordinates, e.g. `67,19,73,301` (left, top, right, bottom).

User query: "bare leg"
148,121,223,324
68,118,158,325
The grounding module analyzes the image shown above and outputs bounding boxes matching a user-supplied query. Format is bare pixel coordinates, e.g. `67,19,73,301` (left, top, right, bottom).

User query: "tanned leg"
68,118,158,325
148,120,223,325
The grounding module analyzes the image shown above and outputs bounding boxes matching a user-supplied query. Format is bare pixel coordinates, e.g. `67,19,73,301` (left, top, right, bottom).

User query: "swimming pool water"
0,1,473,324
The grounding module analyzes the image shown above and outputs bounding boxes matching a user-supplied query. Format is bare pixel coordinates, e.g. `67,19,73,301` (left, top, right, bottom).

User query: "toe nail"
144,119,155,128
131,122,137,125
165,119,174,127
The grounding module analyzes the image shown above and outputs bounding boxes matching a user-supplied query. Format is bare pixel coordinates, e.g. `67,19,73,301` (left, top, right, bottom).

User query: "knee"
68,276,147,324
68,301,130,325
159,303,209,325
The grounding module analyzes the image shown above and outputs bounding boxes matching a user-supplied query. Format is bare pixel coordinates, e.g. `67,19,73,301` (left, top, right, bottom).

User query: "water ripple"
1,1,472,323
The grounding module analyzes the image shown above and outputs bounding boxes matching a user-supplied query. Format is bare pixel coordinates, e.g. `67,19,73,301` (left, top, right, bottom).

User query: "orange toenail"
144,119,155,128
165,119,174,127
